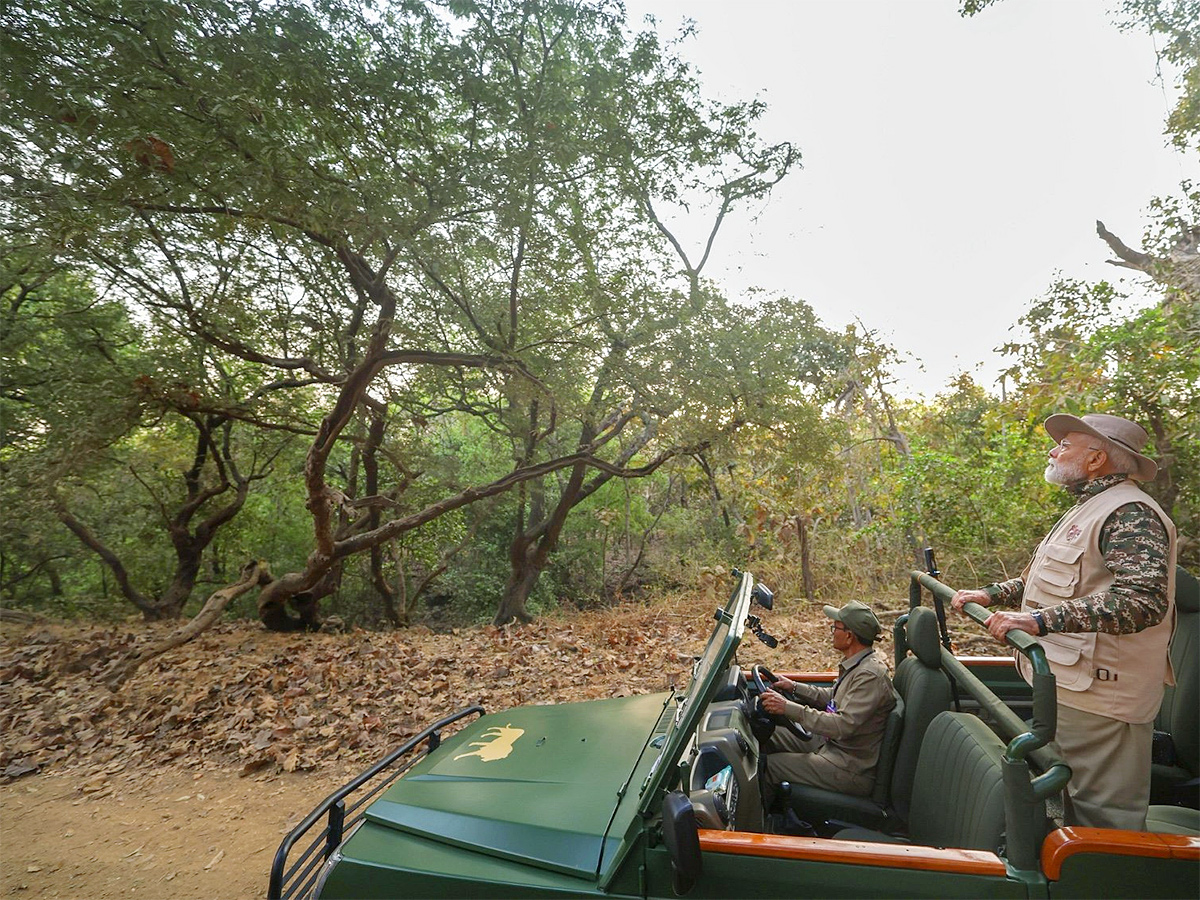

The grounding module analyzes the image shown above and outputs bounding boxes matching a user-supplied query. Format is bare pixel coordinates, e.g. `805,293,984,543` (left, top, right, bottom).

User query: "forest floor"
0,589,1001,899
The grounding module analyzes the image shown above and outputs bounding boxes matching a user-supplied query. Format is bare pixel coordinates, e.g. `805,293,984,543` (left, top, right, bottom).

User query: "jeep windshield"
636,571,753,811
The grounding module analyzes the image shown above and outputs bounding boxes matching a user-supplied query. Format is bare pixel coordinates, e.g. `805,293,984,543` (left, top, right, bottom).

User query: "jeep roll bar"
908,571,1072,874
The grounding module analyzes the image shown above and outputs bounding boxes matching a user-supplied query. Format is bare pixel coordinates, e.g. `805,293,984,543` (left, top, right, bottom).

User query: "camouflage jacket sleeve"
1040,502,1171,635
984,578,1025,605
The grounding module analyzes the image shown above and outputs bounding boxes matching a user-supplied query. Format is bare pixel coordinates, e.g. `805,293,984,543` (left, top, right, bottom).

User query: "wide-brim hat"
823,599,882,643
1044,413,1158,481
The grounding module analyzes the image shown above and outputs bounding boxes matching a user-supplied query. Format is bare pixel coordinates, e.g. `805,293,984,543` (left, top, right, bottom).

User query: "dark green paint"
282,571,1198,900
320,821,630,899
365,693,671,879
1048,852,1199,899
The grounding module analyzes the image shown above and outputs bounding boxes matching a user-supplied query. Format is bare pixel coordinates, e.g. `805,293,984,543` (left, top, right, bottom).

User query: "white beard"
1044,457,1088,486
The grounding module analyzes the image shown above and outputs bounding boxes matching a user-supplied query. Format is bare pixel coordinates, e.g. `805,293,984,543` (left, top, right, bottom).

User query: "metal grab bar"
908,572,1065,780
268,704,485,900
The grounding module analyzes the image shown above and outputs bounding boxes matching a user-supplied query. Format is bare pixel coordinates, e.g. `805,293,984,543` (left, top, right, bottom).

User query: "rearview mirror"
751,582,773,610
661,791,702,895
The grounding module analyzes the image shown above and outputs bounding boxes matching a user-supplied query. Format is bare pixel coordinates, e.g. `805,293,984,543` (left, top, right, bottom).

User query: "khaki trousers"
1055,703,1153,831
763,729,873,808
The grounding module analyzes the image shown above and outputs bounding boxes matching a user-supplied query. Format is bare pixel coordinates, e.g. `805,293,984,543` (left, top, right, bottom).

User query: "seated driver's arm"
782,670,889,742
777,677,831,710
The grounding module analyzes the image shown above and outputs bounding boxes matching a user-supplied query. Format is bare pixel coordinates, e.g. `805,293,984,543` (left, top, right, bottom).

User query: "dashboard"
683,666,765,832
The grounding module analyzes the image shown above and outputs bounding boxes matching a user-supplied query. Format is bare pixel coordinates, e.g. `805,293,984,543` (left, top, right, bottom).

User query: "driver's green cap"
822,600,882,643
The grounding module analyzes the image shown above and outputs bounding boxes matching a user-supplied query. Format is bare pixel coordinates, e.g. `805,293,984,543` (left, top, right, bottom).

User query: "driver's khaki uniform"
764,647,895,803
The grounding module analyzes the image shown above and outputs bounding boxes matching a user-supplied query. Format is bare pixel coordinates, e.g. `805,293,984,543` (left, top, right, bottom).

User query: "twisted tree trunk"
103,559,273,691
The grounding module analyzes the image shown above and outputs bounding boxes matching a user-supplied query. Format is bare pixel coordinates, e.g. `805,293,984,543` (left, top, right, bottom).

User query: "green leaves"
1118,0,1200,152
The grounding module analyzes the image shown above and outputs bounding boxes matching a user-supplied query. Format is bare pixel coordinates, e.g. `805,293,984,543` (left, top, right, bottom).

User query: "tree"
0,247,297,619
1096,184,1200,304
1118,0,1200,153
999,271,1199,562
1,0,802,631
957,0,1199,564
0,253,140,607
959,0,1199,151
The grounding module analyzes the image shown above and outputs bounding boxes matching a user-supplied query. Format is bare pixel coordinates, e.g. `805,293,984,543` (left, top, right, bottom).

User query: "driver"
760,600,896,807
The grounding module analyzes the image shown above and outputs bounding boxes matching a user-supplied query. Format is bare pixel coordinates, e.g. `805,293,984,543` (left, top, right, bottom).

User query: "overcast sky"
623,0,1197,397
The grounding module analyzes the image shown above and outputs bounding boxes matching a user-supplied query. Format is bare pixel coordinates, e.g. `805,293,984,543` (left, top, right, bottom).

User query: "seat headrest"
1177,566,1199,615
906,607,942,667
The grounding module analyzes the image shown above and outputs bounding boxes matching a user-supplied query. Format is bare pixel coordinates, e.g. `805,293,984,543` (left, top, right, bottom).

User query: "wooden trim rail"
779,672,837,683
783,657,1016,681
1042,827,1200,880
698,830,1008,877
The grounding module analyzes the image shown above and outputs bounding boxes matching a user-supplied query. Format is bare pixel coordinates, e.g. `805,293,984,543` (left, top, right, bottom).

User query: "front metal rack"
268,705,485,900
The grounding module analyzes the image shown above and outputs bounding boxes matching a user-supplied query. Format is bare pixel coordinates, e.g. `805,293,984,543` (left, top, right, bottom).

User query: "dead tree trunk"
1097,219,1199,299
797,514,815,602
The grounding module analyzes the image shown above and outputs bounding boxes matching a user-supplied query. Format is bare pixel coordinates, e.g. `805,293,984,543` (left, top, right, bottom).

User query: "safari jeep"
269,570,1199,899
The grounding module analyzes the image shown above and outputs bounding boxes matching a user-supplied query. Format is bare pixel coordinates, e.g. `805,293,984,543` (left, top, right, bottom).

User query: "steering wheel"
751,664,812,742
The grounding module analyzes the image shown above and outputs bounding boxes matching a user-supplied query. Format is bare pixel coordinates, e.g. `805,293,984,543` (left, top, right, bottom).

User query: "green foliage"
1,0,1193,629
888,402,1061,585
1,0,811,625
1119,0,1200,152
1000,275,1199,563
958,0,1003,15
1,252,144,608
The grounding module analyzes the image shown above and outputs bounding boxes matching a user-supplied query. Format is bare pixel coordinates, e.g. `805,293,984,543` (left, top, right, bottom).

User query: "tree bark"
495,546,540,626
103,559,273,690
1097,219,1199,299
797,514,815,602
693,451,732,529
55,503,161,619
495,450,592,625
363,413,400,626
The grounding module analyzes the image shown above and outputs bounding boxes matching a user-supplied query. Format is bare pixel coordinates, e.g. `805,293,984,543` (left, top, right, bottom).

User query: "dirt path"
2,598,900,899
2,765,349,900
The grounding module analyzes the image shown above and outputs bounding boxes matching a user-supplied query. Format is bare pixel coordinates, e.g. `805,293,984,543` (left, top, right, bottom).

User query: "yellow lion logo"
454,723,525,762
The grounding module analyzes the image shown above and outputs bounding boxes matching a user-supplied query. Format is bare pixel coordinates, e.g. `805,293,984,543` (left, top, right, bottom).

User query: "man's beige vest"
1016,479,1177,724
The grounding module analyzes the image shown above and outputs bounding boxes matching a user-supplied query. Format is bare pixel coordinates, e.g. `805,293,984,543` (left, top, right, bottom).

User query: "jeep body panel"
360,692,672,880
317,821,633,898
271,571,1198,900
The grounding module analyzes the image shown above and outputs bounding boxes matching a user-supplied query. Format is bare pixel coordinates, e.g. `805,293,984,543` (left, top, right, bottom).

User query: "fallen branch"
0,608,45,625
103,559,273,691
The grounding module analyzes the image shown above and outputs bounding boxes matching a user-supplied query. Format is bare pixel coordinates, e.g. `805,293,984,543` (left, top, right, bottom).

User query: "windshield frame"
636,570,752,814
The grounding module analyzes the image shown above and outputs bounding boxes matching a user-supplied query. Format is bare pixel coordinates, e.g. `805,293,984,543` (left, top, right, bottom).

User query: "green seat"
837,711,1034,854
1145,804,1200,836
1151,566,1198,808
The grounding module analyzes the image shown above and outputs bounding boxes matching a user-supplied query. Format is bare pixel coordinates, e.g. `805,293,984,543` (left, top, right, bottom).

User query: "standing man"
952,413,1177,831
760,600,896,806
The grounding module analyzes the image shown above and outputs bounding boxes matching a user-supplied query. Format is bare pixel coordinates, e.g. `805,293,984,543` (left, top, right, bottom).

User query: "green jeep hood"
365,692,672,880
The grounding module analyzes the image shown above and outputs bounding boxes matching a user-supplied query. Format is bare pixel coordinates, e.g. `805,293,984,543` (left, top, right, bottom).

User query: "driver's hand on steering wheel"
772,675,797,695
760,688,791,716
